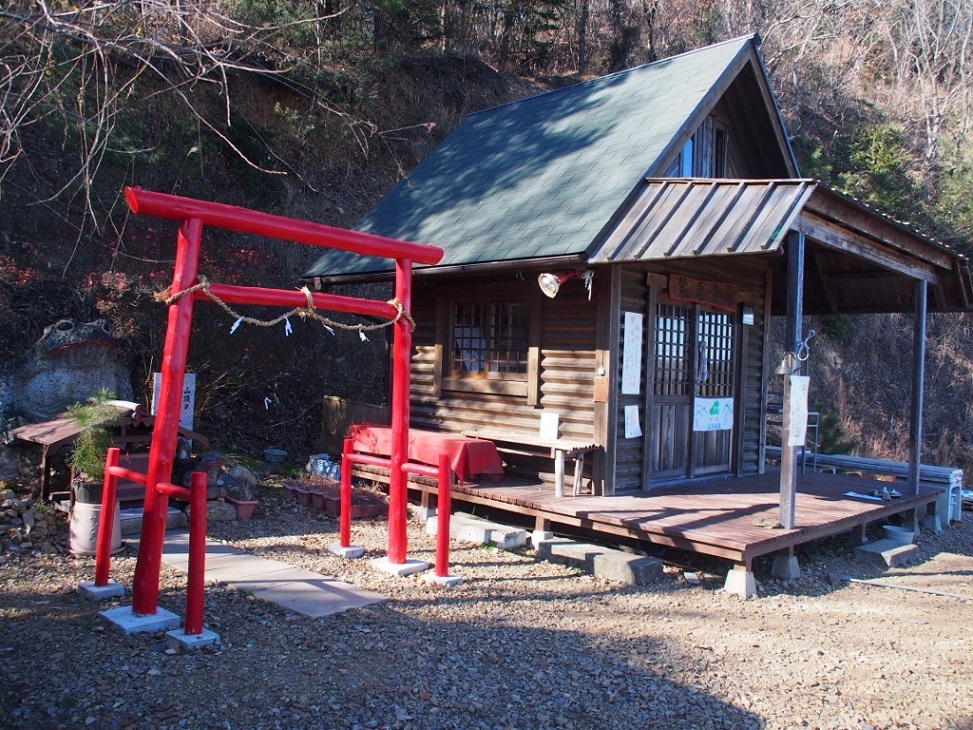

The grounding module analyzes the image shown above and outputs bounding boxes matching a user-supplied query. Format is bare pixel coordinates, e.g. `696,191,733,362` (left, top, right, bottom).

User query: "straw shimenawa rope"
155,275,415,332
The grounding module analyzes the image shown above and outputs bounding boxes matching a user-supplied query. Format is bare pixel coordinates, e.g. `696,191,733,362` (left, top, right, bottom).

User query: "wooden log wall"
408,274,599,488
402,258,769,493
741,270,771,476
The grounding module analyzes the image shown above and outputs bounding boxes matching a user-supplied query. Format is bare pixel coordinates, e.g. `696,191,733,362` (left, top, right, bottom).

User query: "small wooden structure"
9,403,208,503
306,36,973,592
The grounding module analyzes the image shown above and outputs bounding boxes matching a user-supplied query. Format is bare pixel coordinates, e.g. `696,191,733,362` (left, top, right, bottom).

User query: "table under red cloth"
348,424,504,484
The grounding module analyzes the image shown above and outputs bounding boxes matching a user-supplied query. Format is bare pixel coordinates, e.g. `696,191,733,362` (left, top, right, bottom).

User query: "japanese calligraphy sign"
669,274,738,313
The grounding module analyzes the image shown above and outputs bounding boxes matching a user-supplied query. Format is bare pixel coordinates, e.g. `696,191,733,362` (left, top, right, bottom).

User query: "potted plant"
222,465,260,519
67,389,125,555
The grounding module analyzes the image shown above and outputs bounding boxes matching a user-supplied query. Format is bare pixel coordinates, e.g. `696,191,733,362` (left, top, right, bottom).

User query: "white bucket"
69,502,122,556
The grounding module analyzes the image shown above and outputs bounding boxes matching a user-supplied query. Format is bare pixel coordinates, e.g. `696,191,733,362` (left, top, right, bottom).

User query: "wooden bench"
462,428,597,497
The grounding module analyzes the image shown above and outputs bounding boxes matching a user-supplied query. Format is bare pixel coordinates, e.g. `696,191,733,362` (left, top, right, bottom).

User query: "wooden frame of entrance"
122,187,443,617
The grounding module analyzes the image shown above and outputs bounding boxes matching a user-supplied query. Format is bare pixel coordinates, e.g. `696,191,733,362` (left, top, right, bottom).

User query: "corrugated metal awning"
591,178,816,263
589,177,972,313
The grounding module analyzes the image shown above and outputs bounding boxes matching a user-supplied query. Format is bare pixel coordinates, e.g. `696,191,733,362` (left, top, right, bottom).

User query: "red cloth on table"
349,424,504,484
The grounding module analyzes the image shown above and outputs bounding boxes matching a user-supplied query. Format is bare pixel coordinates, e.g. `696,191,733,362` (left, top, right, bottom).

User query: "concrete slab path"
136,531,385,618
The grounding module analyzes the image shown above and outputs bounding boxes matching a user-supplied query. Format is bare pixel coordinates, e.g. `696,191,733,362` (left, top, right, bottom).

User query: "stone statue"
0,319,133,426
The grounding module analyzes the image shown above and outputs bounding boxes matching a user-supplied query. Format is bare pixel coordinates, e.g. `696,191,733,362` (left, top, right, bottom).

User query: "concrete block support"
531,529,555,547
426,512,527,550
724,565,757,599
771,553,801,580
99,605,181,635
369,557,429,577
327,543,364,559
165,628,221,652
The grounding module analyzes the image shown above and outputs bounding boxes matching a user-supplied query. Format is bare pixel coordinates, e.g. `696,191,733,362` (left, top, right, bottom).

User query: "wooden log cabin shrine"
306,36,973,596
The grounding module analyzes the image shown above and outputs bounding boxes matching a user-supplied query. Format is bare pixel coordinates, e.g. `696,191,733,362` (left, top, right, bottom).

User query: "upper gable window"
666,118,729,178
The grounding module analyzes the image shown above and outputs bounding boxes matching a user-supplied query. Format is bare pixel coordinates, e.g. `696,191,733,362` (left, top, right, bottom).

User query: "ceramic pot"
226,497,258,519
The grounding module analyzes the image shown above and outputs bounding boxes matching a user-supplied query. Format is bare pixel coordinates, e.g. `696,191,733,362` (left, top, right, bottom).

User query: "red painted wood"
125,189,440,614
184,471,208,635
94,447,121,587
125,187,443,264
201,284,400,321
388,259,412,564
435,453,451,577
133,216,202,616
340,438,354,547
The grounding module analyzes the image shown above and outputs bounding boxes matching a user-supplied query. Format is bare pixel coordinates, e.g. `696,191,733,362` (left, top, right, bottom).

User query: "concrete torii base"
422,572,464,588
724,565,757,599
326,543,364,559
165,627,221,652
99,605,181,635
78,580,126,601
369,556,429,577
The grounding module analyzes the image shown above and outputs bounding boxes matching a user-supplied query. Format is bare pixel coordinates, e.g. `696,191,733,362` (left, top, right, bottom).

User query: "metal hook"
797,329,815,362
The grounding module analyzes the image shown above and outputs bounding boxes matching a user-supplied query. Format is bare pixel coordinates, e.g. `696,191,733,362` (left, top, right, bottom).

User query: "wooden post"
387,258,412,564
133,216,202,616
908,279,927,497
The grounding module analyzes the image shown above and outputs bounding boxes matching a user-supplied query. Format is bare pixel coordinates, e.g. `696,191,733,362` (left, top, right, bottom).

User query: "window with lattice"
655,304,734,397
654,303,693,397
448,301,530,378
695,310,734,397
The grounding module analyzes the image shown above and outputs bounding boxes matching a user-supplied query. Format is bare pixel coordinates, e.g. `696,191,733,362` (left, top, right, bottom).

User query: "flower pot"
323,497,387,520
226,497,259,519
69,501,122,555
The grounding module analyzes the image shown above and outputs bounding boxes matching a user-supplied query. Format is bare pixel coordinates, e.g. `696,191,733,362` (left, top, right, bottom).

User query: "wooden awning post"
909,279,927,498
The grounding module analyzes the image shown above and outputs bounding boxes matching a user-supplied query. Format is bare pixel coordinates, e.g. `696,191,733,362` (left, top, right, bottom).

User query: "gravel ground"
2,480,971,730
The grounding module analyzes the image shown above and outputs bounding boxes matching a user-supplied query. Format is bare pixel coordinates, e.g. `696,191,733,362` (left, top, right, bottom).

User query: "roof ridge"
465,35,757,121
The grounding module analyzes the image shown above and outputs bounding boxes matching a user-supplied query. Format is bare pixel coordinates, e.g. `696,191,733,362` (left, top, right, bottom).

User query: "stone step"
119,506,187,536
536,537,663,586
425,511,527,550
854,538,918,567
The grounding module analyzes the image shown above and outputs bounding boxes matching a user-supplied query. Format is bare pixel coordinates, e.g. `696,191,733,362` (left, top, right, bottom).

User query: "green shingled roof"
305,36,762,279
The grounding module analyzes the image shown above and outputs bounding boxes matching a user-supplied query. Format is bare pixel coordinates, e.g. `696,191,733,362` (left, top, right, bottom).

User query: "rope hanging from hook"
155,276,415,333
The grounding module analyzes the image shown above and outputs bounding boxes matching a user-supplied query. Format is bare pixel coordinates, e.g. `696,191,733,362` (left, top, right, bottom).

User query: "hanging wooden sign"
669,274,737,312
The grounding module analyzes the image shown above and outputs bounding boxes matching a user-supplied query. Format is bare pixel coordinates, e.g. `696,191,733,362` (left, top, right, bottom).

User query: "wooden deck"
398,468,941,567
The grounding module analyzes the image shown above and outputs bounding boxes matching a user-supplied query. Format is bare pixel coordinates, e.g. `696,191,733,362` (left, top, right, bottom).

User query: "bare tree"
885,0,973,166
0,0,355,227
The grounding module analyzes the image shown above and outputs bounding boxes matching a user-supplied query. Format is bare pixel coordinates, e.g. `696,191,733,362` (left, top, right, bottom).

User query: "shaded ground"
1,480,971,730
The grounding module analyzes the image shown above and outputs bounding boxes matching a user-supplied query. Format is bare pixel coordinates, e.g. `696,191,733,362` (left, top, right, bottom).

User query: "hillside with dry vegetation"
2,0,973,475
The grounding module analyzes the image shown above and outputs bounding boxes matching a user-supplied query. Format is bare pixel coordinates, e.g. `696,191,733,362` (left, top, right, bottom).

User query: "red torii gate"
123,187,444,617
